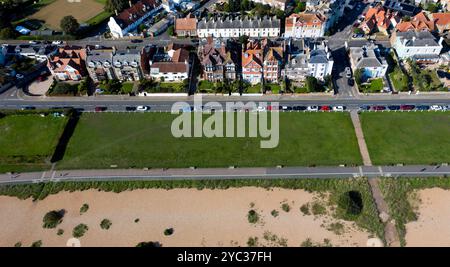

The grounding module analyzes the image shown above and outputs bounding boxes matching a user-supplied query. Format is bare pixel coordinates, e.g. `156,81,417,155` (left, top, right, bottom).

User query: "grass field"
360,112,450,165
29,0,105,30
0,114,68,173
57,112,362,169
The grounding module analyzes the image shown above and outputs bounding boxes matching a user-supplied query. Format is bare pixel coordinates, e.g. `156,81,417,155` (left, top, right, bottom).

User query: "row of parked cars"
359,105,449,111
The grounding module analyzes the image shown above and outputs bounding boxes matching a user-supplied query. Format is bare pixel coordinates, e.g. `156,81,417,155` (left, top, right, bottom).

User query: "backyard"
388,67,409,92
57,112,362,169
0,113,68,173
360,78,384,93
360,112,450,165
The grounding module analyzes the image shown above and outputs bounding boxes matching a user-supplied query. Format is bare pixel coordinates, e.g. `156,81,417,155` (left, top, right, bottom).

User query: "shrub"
327,222,345,235
79,203,89,214
271,210,279,217
300,204,310,215
42,210,64,229
164,228,174,236
301,238,313,247
311,202,326,215
281,203,290,212
73,224,89,238
247,237,258,247
14,242,22,247
134,218,140,223
57,229,64,236
247,210,259,223
31,240,42,247
337,191,363,220
100,219,112,230
136,241,162,247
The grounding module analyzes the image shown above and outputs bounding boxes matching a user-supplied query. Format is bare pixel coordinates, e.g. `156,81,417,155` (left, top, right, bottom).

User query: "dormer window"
88,62,95,68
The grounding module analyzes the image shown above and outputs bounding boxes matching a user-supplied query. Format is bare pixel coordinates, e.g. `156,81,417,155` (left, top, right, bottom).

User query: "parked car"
387,105,400,111
332,106,345,111
21,106,35,110
370,105,386,111
28,40,40,44
430,105,444,111
136,105,149,112
345,67,352,78
400,105,415,111
293,106,307,111
320,105,332,111
416,105,430,111
131,39,143,43
15,73,24,79
257,106,266,112
352,34,364,39
307,105,319,111
52,41,63,45
95,106,107,112
125,106,137,111
359,105,370,111
347,78,355,86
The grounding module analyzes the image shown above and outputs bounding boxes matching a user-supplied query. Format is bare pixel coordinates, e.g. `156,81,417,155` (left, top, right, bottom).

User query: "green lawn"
389,67,409,92
57,112,362,169
121,82,134,94
360,112,450,165
265,84,281,94
361,78,384,93
85,10,112,26
0,114,68,173
245,84,263,93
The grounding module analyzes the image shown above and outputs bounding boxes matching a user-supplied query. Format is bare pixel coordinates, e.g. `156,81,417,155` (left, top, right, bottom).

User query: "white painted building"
392,31,444,63
197,16,281,38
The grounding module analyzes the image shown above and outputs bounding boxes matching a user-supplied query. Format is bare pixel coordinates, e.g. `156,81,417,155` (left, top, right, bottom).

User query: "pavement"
1,165,449,185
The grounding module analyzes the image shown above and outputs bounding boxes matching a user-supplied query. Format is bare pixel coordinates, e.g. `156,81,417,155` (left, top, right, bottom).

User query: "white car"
257,106,266,112
307,106,319,111
16,74,24,79
332,106,345,112
430,105,443,111
136,106,149,112
52,40,63,45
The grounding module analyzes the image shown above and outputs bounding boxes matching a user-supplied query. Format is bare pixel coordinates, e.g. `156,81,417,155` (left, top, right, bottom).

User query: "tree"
0,27,16,39
425,3,440,13
103,79,122,94
238,35,249,46
105,0,128,12
167,25,174,36
354,68,364,86
305,76,319,92
43,210,64,229
60,16,79,35
293,1,306,13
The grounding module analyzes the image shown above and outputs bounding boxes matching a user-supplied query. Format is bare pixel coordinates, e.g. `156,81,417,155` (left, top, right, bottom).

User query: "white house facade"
197,16,281,38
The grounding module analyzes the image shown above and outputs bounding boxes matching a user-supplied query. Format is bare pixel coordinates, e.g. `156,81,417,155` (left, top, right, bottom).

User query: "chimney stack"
115,9,118,16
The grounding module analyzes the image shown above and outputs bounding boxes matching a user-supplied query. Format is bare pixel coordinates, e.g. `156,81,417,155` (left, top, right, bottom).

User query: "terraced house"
86,46,116,83
359,5,401,35
198,38,238,82
242,40,264,84
197,16,280,38
47,46,86,81
284,13,326,38
263,40,284,83
112,48,143,81
108,0,163,38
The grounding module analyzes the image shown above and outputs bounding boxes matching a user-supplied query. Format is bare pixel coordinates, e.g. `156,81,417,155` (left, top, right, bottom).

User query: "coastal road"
1,165,449,185
1,94,450,112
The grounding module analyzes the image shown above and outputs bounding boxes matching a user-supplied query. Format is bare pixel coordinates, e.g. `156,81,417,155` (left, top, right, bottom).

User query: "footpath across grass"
0,114,68,173
57,112,362,169
360,112,450,165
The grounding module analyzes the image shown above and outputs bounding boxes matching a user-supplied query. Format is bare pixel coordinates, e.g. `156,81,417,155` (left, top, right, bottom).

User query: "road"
1,165,449,185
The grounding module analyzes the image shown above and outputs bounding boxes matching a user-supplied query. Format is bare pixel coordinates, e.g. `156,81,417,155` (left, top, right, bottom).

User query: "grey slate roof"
396,31,440,47
197,16,280,30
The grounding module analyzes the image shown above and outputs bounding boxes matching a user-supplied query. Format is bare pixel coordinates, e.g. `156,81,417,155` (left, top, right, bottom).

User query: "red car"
320,105,331,111
95,106,107,112
400,105,415,110
370,106,386,111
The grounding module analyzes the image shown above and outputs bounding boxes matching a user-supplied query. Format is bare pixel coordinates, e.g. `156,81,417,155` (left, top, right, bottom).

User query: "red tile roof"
116,0,158,28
